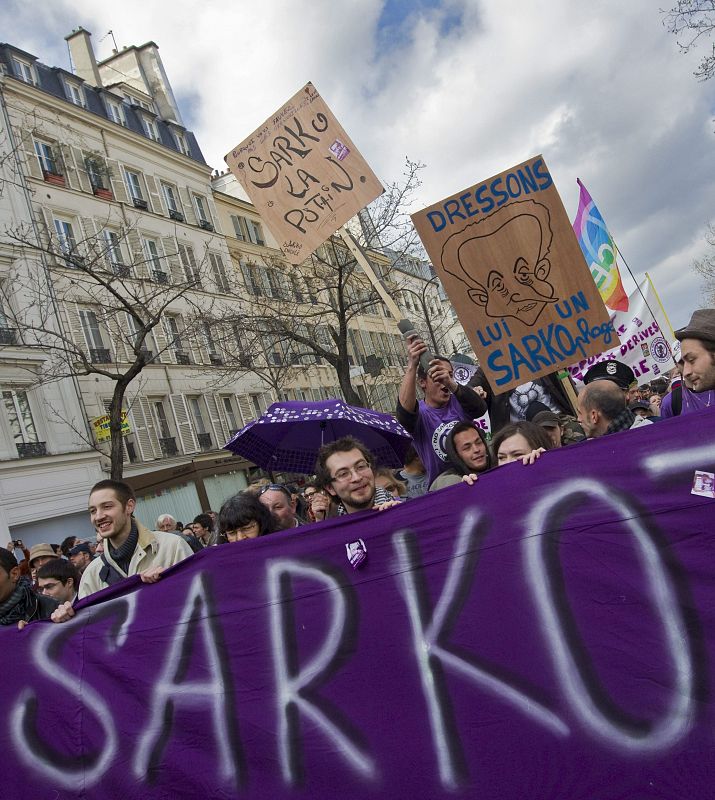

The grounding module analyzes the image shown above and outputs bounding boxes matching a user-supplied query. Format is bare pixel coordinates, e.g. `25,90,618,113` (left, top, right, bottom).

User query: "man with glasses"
314,436,399,516
258,483,303,530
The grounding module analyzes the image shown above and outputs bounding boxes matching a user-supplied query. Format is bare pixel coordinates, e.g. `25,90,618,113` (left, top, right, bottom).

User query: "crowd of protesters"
1,308,714,629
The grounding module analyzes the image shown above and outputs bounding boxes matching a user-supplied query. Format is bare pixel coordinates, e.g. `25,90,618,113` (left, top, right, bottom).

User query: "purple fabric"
3,410,715,799
660,384,715,418
224,399,412,472
411,394,473,484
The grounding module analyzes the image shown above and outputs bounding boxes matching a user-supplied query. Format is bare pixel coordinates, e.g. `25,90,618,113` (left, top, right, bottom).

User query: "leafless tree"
693,223,715,303
0,217,237,478
663,1,715,80
223,159,425,406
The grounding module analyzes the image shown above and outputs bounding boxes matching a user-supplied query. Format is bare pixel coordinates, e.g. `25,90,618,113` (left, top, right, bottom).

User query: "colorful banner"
224,82,384,264
412,156,612,393
573,178,629,311
3,412,715,799
91,409,130,442
568,279,675,386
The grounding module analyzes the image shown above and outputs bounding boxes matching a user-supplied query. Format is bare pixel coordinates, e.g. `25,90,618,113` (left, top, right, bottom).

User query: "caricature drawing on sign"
440,200,560,326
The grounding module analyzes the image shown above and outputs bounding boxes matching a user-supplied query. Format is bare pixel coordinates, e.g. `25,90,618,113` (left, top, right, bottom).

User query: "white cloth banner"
567,279,674,388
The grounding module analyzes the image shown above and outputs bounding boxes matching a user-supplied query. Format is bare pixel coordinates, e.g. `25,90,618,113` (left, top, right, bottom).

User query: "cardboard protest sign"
568,279,676,387
412,155,613,393
91,410,130,443
225,83,383,264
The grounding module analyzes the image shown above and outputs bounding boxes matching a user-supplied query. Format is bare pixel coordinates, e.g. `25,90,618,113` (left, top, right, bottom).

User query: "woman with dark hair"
491,421,553,467
218,492,278,543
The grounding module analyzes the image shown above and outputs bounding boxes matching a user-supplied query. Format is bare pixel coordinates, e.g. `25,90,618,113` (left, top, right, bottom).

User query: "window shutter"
178,187,198,226
144,174,164,215
130,397,159,460
237,394,254,427
160,317,178,364
24,143,43,180
161,236,183,284
169,394,197,453
107,160,129,204
58,144,80,191
125,229,147,278
72,148,92,193
206,394,227,445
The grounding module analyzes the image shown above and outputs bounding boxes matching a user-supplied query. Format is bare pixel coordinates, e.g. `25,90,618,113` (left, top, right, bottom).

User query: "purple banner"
3,412,715,799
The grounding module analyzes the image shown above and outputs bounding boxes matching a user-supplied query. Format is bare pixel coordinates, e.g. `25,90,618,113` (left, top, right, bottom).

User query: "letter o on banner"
523,479,694,751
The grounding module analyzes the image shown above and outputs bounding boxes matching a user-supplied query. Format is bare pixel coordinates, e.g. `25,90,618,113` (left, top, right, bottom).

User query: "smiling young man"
313,436,399,516
429,422,494,491
397,334,487,486
51,480,193,622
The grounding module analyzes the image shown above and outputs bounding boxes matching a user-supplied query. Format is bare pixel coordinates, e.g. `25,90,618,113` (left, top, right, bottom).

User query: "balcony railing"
0,327,17,345
132,197,148,210
159,437,178,457
197,432,212,451
174,351,191,365
17,441,47,458
153,270,169,284
90,347,112,363
111,262,130,278
209,354,223,366
169,209,185,223
198,219,214,232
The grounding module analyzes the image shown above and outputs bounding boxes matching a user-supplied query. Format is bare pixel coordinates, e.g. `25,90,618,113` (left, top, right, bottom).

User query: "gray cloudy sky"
3,0,714,329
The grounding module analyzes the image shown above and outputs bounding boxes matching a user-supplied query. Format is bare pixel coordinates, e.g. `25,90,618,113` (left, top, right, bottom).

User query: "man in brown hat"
675,309,715,394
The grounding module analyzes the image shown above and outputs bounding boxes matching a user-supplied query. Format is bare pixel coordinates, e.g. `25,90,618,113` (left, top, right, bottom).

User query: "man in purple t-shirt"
396,334,487,485
661,333,715,418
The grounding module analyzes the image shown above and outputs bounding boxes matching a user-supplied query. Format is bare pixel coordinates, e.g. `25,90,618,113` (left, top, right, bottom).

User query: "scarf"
0,577,37,626
100,519,139,585
606,408,636,435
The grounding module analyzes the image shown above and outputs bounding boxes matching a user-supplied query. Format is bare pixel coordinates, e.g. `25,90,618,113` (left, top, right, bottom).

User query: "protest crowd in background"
2,306,714,629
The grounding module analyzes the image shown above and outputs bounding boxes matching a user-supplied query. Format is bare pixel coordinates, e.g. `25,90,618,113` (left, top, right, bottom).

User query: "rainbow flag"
573,178,629,311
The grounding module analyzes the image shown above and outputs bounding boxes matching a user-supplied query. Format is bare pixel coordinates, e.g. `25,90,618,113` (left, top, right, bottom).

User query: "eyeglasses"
330,460,372,483
258,483,292,499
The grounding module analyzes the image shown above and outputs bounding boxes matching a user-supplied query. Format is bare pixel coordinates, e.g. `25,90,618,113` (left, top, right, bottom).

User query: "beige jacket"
78,520,193,599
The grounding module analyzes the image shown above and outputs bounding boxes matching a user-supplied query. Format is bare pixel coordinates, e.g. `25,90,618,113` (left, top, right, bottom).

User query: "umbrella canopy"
224,399,413,473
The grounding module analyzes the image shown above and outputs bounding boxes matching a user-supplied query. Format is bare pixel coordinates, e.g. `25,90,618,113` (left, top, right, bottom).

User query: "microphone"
398,318,434,375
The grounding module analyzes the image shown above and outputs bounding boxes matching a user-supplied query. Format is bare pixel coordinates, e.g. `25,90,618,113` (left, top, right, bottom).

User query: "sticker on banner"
346,539,367,569
692,470,715,499
329,140,350,160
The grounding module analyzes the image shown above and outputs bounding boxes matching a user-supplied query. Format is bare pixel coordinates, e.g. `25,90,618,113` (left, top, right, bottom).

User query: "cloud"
3,0,714,329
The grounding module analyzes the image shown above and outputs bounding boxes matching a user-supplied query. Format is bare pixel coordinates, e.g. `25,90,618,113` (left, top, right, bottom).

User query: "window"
222,397,240,433
232,214,264,245
103,229,127,273
124,169,147,208
209,252,229,292
193,195,213,230
174,131,190,156
161,182,181,214
2,389,42,455
34,140,60,175
231,214,248,241
143,238,166,281
165,316,189,363
79,308,111,362
85,156,107,190
143,117,161,142
247,219,265,246
12,58,36,85
203,322,222,364
105,98,125,125
65,80,85,107
53,218,78,256
152,400,172,438
241,262,262,296
188,396,209,435
125,93,154,112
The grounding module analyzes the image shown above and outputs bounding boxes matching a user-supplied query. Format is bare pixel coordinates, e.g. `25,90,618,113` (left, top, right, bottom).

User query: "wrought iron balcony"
89,347,112,363
174,351,191,365
17,441,47,458
198,219,214,232
111,262,130,278
169,209,185,223
159,437,178,457
209,354,223,366
153,270,169,284
132,197,148,210
0,327,17,345
197,432,212,451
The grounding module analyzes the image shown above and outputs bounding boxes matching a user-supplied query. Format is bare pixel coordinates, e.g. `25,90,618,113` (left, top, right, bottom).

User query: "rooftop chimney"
65,27,102,87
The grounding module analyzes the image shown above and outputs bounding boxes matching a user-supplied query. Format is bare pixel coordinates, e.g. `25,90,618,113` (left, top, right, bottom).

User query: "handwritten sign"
3,413,715,799
412,155,612,393
91,410,130,442
224,83,383,263
568,279,675,387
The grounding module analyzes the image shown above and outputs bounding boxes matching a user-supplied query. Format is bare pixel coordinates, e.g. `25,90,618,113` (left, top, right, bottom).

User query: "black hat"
628,400,651,412
674,309,715,344
583,360,635,391
532,410,561,428
69,543,92,557
525,401,552,422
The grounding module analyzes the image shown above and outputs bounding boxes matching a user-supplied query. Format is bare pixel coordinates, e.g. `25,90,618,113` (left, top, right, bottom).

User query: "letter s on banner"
11,612,119,788
523,479,694,752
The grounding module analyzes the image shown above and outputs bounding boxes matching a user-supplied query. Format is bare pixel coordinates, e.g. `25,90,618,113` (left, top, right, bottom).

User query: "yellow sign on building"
92,410,131,442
